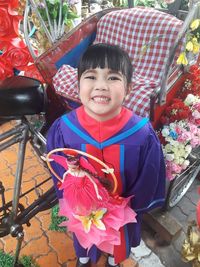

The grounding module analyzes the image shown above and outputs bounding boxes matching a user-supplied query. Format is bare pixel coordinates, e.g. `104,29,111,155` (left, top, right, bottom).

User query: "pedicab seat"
0,76,46,118
51,7,184,117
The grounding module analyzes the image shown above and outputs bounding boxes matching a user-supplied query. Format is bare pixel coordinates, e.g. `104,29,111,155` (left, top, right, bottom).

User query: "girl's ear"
125,83,132,100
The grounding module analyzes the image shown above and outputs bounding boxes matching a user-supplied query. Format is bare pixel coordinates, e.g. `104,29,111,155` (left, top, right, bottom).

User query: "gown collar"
76,106,132,142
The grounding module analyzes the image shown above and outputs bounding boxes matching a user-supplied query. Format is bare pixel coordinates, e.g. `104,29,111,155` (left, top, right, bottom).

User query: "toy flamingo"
43,148,137,255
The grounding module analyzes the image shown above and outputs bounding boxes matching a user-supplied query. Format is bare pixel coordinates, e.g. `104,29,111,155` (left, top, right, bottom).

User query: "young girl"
47,43,166,267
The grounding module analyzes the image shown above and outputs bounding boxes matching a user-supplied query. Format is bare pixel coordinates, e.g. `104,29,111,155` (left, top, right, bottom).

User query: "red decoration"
160,98,191,125
0,0,43,82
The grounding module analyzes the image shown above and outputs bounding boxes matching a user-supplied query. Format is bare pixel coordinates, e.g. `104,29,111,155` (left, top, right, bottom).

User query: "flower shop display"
159,65,200,181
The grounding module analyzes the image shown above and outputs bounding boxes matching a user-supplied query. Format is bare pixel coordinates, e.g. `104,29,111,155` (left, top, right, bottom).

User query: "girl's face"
79,68,130,121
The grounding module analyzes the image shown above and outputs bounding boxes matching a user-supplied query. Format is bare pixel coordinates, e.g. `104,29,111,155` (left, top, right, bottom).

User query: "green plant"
49,204,67,232
0,250,39,267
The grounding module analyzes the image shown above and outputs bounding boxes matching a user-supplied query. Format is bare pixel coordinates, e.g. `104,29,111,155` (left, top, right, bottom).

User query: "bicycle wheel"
164,152,200,210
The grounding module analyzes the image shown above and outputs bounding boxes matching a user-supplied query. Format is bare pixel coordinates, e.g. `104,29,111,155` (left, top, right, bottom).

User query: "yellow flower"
177,52,188,65
191,38,200,54
190,19,200,31
186,41,194,52
193,43,200,54
74,208,107,233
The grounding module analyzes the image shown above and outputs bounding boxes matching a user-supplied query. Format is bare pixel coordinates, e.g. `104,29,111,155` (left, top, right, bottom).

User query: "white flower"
165,144,173,153
165,153,174,161
182,160,190,169
169,123,176,130
185,145,192,154
161,128,170,137
184,94,196,106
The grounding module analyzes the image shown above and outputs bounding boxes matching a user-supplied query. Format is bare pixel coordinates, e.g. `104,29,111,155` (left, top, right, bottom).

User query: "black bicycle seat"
0,76,47,118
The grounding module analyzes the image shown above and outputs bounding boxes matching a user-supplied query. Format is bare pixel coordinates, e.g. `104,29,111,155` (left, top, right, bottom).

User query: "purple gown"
47,106,166,263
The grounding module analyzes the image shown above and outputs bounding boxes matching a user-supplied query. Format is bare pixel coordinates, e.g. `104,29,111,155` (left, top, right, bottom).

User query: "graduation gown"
47,106,166,264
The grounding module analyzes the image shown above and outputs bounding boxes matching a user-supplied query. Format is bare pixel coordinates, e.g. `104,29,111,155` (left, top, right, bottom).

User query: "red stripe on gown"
85,144,127,262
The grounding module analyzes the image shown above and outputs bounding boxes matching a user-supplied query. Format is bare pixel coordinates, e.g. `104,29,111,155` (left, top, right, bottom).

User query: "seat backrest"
94,7,183,82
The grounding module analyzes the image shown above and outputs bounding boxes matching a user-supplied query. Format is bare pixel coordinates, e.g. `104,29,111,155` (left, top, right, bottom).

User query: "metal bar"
13,232,24,267
23,3,37,59
0,136,22,152
0,124,23,142
0,181,6,216
43,0,56,41
57,0,63,38
11,125,29,221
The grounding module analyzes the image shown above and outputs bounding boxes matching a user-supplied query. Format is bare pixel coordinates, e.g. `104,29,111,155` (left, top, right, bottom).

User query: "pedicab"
0,0,200,266
23,0,200,209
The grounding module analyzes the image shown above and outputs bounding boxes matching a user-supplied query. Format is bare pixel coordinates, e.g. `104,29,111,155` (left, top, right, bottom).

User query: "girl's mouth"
91,96,111,104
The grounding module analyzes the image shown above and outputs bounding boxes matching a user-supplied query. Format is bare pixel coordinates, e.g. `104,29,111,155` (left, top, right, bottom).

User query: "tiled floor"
0,121,137,267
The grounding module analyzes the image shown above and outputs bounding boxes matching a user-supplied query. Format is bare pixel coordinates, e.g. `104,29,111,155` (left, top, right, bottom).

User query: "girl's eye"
85,76,95,80
108,76,121,81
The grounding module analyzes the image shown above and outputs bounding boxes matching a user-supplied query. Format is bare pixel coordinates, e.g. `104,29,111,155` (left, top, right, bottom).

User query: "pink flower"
171,162,182,174
177,131,192,143
190,137,200,148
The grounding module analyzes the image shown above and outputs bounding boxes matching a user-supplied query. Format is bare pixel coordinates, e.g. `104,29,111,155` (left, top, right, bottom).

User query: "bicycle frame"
0,116,57,267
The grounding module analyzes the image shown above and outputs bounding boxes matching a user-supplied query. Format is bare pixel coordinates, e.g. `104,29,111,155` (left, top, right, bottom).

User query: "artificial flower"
0,6,21,39
177,52,188,65
190,19,200,31
2,46,33,69
177,18,200,65
0,57,13,80
74,208,107,233
186,41,194,52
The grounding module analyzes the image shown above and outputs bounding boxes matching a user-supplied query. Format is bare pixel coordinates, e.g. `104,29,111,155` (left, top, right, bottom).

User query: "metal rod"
57,0,63,38
0,134,24,152
13,231,24,267
0,124,23,142
43,0,56,41
23,3,37,59
11,125,29,221
0,181,6,216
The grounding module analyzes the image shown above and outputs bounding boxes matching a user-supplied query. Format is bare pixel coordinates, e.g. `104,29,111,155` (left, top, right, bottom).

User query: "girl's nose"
94,79,108,91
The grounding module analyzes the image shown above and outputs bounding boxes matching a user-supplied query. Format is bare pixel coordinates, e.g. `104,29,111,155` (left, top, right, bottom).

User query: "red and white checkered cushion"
94,7,183,116
53,65,79,102
53,7,183,117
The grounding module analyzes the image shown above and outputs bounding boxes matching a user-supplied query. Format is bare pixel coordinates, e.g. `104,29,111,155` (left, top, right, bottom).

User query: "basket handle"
45,148,118,194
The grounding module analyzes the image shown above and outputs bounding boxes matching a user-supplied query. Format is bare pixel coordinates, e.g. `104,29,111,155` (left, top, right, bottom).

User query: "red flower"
0,0,12,6
0,58,13,80
0,7,21,39
160,98,191,125
2,46,33,69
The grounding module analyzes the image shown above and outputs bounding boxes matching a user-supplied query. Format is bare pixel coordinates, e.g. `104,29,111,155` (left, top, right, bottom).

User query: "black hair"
80,166,113,192
78,43,133,85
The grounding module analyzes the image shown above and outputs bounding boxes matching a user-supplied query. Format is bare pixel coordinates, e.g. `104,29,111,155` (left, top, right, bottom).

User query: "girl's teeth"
93,97,110,103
